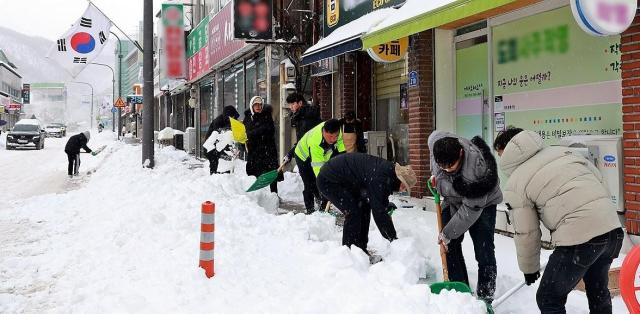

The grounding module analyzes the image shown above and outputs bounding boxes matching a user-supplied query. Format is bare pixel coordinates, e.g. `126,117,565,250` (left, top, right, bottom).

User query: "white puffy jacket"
499,131,621,274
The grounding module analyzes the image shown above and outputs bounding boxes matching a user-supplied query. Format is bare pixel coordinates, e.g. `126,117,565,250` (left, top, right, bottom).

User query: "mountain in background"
0,26,117,125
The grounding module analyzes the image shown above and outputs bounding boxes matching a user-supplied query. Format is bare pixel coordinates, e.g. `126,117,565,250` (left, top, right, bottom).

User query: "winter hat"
249,96,263,115
83,131,90,141
395,163,417,190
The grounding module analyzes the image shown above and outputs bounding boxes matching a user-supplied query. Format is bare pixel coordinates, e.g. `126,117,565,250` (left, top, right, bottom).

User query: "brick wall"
407,30,435,198
341,53,356,117
312,75,332,120
623,9,640,235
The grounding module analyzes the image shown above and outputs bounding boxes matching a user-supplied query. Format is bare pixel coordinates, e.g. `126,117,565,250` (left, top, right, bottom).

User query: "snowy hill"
0,26,117,125
0,25,115,90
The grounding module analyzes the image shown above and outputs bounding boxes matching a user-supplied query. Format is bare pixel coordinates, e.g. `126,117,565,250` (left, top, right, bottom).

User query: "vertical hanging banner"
234,0,273,40
162,3,186,79
187,16,210,81
46,3,112,77
21,84,30,104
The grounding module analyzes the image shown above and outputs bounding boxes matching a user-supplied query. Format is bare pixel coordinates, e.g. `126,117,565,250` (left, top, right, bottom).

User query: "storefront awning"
301,8,395,66
362,0,519,49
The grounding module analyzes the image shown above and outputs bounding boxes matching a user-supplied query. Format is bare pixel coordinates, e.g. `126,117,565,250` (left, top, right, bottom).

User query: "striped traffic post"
199,201,215,278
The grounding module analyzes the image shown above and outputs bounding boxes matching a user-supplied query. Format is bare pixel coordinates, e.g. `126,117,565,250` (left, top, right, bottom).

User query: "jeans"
442,204,497,302
537,228,623,314
67,153,80,176
317,174,397,251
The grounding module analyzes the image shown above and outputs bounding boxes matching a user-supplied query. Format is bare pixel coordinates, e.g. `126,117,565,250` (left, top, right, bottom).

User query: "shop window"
375,57,408,164
246,60,258,103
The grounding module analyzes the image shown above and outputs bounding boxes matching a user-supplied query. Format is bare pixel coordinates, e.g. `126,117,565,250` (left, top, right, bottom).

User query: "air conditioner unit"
184,127,196,154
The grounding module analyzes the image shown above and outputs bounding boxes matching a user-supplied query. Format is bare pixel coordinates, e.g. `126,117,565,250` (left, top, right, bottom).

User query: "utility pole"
111,31,123,140
142,0,154,168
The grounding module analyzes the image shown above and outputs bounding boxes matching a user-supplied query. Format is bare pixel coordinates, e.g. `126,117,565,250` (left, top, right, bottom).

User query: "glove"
524,271,540,286
282,155,290,165
91,151,97,156
437,232,450,252
387,202,397,216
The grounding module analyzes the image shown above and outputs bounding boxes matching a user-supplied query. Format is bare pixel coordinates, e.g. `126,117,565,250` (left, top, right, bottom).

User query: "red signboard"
188,46,210,81
6,103,21,111
209,3,247,68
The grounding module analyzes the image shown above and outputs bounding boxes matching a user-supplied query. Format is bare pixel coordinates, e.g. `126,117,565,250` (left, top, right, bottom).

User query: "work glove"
524,271,540,286
91,151,97,156
387,202,397,216
282,155,290,165
437,232,450,253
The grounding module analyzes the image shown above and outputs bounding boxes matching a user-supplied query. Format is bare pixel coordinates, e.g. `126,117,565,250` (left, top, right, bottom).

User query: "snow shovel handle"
428,177,449,281
492,262,548,308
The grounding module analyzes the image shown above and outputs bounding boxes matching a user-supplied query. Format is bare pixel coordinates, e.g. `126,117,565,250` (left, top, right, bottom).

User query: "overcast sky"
0,0,167,41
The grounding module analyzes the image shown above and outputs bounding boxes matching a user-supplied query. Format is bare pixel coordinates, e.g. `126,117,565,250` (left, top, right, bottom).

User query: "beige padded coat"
499,131,621,274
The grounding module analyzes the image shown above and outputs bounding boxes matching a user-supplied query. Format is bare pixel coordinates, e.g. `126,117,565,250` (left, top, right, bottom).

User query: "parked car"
6,119,46,150
45,124,64,138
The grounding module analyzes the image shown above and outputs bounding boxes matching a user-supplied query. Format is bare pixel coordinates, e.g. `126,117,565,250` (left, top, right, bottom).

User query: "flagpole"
86,0,144,53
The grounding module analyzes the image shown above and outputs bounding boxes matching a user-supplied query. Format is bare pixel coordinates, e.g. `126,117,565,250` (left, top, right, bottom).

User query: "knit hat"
249,96,263,115
395,163,417,190
83,131,90,141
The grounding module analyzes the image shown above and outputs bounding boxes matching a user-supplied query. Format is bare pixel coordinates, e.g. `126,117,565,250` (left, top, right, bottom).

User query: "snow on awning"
301,8,395,66
362,0,518,49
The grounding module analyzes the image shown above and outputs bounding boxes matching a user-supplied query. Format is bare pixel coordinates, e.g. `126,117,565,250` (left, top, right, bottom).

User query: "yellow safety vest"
294,122,345,176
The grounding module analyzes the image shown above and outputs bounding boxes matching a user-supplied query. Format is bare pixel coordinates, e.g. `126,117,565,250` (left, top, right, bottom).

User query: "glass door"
455,35,490,140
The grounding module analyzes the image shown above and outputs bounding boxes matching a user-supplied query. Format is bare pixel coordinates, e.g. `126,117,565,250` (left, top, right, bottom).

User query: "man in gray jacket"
494,128,623,313
428,131,503,303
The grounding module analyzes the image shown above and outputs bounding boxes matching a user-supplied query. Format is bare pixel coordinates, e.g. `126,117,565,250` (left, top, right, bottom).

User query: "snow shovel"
246,162,287,192
492,261,548,309
426,178,476,293
427,177,494,313
81,145,106,156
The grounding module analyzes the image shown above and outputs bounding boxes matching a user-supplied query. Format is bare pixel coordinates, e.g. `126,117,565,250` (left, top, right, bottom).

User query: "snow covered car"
6,119,45,150
45,124,64,137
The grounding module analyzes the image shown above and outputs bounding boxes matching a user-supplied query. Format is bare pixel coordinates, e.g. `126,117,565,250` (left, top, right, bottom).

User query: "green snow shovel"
427,177,494,313
246,163,287,192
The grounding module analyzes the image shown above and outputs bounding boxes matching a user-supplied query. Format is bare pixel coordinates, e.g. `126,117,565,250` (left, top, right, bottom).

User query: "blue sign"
111,107,117,113
408,71,419,87
604,155,616,162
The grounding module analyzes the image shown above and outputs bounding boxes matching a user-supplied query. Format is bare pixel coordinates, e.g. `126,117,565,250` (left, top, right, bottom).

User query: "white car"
44,124,65,137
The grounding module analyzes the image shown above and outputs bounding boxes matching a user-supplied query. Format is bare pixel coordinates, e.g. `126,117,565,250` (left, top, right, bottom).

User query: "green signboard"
492,6,622,144
187,16,209,58
162,3,184,27
324,0,404,37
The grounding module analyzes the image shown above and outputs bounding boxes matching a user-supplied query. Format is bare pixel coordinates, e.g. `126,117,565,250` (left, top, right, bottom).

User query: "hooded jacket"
499,130,621,274
318,153,400,215
65,132,92,154
427,131,503,241
286,104,322,159
243,105,280,178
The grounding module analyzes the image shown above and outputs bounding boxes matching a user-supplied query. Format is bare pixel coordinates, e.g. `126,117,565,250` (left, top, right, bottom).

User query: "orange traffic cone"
199,201,215,278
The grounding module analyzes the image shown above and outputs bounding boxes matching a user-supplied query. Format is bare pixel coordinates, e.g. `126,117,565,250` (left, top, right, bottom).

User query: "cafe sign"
571,0,637,36
366,37,408,63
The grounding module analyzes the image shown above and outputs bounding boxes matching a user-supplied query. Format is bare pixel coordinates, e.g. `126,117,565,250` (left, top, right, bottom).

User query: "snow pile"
202,130,233,153
0,141,488,313
157,127,176,140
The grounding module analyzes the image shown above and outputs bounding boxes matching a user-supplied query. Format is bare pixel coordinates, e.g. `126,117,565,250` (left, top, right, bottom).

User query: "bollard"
199,201,215,278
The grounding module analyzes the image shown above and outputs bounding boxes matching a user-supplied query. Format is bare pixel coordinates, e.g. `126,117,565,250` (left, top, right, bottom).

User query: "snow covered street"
0,133,629,313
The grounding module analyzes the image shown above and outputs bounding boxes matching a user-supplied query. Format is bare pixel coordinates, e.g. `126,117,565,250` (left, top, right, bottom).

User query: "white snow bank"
157,127,176,140
0,140,487,313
